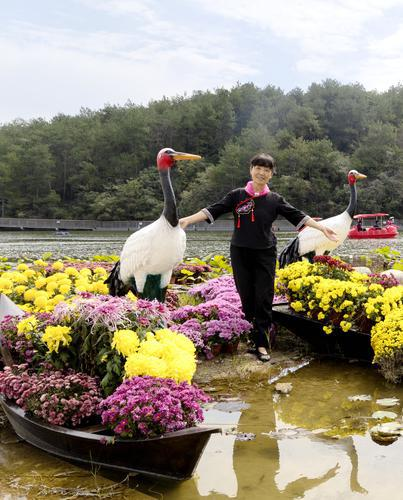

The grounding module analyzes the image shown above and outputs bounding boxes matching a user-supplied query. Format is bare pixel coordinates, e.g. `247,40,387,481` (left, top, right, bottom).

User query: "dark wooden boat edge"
272,303,374,362
0,395,220,481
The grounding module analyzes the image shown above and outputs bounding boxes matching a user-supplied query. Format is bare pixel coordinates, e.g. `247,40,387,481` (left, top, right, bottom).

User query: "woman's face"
250,164,273,185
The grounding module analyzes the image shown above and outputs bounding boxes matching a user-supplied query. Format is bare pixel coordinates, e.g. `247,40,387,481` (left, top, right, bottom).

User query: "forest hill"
0,79,402,222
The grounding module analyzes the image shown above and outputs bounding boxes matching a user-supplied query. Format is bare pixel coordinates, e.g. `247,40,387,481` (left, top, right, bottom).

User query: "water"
1,360,402,498
0,230,401,261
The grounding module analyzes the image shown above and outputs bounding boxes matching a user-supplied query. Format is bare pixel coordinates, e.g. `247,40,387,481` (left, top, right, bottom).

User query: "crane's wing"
119,217,186,284
119,221,159,283
298,212,352,255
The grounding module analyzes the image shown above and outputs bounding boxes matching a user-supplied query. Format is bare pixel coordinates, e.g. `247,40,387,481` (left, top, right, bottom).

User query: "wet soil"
194,328,310,386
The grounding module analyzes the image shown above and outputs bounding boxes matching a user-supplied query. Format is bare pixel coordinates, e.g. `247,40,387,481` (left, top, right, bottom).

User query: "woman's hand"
321,225,339,242
305,218,339,242
179,211,209,229
179,218,189,229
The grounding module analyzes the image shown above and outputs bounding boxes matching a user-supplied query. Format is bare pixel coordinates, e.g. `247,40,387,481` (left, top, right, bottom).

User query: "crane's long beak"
171,151,202,161
356,173,367,180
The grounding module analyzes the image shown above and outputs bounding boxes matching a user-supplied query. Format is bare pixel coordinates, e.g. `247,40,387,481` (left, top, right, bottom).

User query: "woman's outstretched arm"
179,211,208,229
304,217,339,241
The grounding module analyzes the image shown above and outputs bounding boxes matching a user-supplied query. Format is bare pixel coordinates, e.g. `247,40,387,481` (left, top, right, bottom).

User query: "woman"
179,153,337,362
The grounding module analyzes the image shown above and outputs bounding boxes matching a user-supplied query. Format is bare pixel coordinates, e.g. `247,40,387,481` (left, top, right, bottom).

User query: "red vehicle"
348,213,398,239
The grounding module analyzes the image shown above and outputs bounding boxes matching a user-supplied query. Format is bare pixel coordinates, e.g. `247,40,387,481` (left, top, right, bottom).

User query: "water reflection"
191,360,403,500
1,360,403,498
196,408,241,497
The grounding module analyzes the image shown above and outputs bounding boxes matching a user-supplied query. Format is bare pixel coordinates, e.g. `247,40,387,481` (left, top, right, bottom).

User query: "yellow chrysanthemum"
124,353,168,379
34,291,49,310
50,294,66,307
23,269,37,278
65,267,79,277
17,315,38,334
290,300,304,312
14,285,27,295
35,277,47,289
371,309,403,362
0,278,13,291
46,281,59,294
112,329,140,357
24,288,37,302
42,325,72,352
155,328,196,354
33,259,47,267
94,267,107,275
59,284,71,295
90,281,109,295
121,328,196,382
8,271,28,284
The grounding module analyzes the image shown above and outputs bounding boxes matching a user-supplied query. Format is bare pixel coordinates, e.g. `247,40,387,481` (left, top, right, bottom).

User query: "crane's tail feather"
278,237,301,268
105,261,138,296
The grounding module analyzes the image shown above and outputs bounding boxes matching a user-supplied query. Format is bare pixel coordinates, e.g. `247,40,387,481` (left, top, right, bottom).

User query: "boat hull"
272,304,373,362
0,396,219,480
348,226,398,239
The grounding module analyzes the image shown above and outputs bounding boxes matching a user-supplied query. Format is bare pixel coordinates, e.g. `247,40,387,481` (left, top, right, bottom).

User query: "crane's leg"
142,274,165,302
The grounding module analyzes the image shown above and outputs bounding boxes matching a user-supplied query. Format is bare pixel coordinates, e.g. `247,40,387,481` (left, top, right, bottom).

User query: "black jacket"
203,188,309,249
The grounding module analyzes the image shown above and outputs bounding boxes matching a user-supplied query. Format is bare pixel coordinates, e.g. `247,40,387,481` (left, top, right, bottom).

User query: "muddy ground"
194,327,311,386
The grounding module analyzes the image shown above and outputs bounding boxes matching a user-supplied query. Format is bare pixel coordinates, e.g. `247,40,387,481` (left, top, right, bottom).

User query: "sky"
1,0,403,124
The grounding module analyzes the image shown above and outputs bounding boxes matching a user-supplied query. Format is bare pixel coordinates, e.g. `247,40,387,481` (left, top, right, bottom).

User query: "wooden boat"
272,304,374,362
348,213,398,239
0,396,220,480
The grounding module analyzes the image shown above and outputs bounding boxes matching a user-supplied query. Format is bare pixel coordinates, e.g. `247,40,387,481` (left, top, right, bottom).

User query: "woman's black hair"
250,153,277,173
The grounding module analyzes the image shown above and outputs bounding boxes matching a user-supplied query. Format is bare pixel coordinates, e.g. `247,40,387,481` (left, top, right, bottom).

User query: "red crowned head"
157,148,201,171
348,170,367,185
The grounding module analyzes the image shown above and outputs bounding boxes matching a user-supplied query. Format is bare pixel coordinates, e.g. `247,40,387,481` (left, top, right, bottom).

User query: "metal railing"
0,217,400,232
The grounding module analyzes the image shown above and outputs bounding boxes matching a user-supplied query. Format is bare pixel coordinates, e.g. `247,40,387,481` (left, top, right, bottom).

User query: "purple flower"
0,365,102,428
99,376,210,439
169,276,252,353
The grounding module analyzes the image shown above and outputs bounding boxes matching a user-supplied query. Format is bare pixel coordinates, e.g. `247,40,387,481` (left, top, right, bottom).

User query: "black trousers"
230,244,276,349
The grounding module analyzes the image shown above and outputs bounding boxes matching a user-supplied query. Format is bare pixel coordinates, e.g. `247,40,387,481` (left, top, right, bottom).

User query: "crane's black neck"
160,168,178,227
346,181,357,218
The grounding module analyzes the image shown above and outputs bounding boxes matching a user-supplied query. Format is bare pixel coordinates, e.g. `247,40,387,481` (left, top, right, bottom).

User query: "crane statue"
105,148,201,301
279,170,367,267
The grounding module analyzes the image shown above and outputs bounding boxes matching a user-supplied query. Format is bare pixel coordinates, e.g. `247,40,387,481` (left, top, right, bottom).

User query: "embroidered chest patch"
236,199,255,215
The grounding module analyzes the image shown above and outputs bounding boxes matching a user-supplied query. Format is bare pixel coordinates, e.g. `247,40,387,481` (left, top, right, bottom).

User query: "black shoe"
256,349,271,362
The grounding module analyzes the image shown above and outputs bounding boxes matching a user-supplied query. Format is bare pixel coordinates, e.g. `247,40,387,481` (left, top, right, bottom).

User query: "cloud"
0,16,255,122
367,22,403,57
77,0,157,19
191,0,403,87
2,0,403,122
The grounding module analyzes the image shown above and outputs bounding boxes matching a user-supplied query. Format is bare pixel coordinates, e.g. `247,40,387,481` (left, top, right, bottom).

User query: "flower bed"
0,255,239,436
276,256,403,382
0,259,112,313
0,364,102,427
170,275,251,357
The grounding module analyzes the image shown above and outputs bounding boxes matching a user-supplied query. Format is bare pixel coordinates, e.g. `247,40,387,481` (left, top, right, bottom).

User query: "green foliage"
92,254,119,262
205,254,232,276
374,247,403,270
172,254,232,285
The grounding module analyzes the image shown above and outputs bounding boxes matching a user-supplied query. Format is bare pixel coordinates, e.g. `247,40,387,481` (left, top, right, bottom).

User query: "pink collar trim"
245,181,270,197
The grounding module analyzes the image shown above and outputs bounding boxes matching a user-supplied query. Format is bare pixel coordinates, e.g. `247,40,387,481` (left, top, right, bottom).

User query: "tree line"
0,79,402,221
